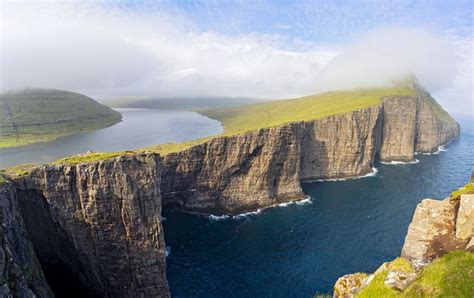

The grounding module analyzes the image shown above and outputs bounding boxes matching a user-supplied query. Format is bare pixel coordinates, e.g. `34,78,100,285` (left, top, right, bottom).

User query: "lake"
2,108,472,297
0,108,222,169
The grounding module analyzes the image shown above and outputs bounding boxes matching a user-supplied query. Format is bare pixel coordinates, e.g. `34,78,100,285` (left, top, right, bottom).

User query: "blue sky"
107,0,473,44
1,0,472,114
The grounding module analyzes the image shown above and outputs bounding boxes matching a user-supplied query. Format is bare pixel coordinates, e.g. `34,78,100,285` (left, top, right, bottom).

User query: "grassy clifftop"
201,87,415,135
148,87,415,155
0,88,121,148
356,251,474,297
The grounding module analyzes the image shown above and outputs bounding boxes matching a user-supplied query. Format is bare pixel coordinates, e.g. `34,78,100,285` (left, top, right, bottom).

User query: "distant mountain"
106,96,263,110
0,88,121,148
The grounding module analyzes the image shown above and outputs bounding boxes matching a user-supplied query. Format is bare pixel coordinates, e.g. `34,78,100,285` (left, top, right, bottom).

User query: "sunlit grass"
357,258,415,298
450,182,474,200
202,87,415,135
356,252,474,297
403,251,474,297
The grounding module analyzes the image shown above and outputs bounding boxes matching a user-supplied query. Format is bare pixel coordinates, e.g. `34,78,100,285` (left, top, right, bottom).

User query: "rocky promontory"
160,86,459,215
0,84,460,297
333,175,474,297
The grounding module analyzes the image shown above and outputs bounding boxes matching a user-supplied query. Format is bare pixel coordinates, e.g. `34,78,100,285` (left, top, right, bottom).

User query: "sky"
0,0,472,115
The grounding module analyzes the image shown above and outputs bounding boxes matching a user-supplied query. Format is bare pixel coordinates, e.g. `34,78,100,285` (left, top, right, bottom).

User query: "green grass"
52,152,133,165
0,164,38,177
450,183,474,200
0,175,5,185
141,136,214,155
144,87,415,156
357,258,416,298
355,252,474,297
201,87,415,135
403,251,474,297
0,88,121,148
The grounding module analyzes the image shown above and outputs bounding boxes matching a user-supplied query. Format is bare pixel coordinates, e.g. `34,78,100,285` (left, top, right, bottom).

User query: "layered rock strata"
2,86,459,297
11,154,169,298
161,91,459,215
333,184,474,298
0,182,53,297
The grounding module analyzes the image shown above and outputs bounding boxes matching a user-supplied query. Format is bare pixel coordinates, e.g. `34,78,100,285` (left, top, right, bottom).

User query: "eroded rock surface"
162,90,459,215
12,154,169,298
401,198,467,261
456,194,474,240
0,182,52,297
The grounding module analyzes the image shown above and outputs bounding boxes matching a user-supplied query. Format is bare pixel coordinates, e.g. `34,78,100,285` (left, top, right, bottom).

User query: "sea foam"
208,214,230,221
278,196,313,207
380,159,419,165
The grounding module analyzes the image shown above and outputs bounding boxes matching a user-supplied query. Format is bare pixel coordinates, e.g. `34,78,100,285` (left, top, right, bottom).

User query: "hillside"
0,88,121,148
107,96,262,110
201,87,415,135
150,85,446,155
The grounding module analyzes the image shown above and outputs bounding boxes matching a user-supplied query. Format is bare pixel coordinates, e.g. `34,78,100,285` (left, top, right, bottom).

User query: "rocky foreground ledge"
0,85,460,297
333,176,474,297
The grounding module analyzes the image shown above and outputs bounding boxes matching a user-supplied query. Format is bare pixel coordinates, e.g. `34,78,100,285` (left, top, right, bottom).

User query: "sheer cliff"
9,154,169,297
333,176,474,298
160,89,459,215
0,182,53,297
1,85,459,297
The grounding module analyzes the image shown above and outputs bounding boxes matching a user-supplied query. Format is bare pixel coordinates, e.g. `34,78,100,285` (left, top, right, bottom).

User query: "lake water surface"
2,108,472,297
0,108,222,169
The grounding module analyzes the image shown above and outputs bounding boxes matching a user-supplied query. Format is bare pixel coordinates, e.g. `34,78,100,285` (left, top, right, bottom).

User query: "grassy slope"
0,88,121,148
148,87,415,155
4,85,440,165
201,87,414,135
357,251,474,297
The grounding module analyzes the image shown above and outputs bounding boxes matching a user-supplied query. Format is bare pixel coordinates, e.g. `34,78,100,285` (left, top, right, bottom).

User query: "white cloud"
0,2,335,99
0,1,471,116
314,27,459,92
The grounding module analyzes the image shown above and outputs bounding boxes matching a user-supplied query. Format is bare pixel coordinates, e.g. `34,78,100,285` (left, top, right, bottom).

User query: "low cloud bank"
315,28,458,93
0,2,470,109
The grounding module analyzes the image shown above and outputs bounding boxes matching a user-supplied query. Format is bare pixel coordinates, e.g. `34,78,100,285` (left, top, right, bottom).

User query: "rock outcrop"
161,88,459,215
401,194,473,261
0,182,53,297
2,84,459,297
333,176,474,298
456,194,474,240
11,154,169,298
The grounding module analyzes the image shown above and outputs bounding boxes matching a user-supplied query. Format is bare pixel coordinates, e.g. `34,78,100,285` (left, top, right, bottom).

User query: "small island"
0,88,121,148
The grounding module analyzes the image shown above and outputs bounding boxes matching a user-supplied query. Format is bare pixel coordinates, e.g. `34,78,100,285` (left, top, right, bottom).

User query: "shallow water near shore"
163,132,474,297
0,108,222,169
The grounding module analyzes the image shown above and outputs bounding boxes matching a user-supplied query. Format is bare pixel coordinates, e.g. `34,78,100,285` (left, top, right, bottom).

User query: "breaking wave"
380,159,419,165
278,196,313,207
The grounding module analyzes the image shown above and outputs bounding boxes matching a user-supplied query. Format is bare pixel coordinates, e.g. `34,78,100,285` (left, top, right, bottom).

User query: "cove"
0,108,222,169
163,132,474,297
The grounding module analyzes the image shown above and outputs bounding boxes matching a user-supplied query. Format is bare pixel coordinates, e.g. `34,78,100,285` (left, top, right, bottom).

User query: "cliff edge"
159,84,459,215
0,83,460,297
333,175,474,298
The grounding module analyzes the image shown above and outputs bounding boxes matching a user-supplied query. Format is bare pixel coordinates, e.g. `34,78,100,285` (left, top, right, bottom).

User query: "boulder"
333,273,368,298
455,194,474,240
384,271,417,291
401,198,466,260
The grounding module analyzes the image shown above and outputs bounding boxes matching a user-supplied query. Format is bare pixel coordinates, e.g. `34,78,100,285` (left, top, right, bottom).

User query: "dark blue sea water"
163,131,474,297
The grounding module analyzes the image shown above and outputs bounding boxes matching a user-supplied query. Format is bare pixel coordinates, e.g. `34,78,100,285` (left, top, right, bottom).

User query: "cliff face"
0,182,52,297
401,195,473,261
161,91,459,215
12,154,169,298
333,179,474,298
161,123,305,215
3,86,459,297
